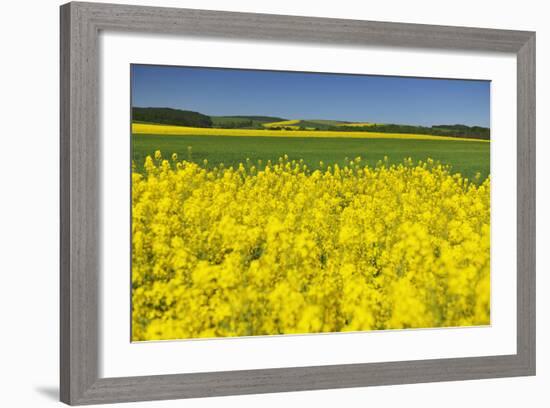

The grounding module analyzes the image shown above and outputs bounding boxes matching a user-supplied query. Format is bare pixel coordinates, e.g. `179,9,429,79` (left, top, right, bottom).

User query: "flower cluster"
132,152,490,341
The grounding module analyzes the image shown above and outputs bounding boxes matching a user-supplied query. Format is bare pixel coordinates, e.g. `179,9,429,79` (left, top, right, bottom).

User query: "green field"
132,134,490,181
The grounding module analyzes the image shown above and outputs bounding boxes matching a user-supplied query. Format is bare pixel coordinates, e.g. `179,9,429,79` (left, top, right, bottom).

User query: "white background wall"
0,0,546,406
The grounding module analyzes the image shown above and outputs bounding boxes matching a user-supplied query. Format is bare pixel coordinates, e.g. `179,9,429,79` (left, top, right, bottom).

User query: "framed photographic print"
60,1,536,405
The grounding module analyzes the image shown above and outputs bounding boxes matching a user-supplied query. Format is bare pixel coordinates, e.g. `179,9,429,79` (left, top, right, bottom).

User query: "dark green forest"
335,123,490,140
132,107,213,128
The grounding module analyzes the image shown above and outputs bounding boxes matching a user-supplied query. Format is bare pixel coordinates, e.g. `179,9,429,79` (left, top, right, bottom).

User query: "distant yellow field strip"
132,123,490,142
262,119,300,127
262,119,301,129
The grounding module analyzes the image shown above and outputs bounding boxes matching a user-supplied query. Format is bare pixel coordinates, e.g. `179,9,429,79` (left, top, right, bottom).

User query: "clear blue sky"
131,64,490,127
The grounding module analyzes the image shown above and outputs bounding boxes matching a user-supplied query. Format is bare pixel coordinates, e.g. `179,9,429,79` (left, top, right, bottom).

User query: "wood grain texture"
516,34,536,372
60,1,536,405
70,1,533,52
60,2,100,404
59,3,71,403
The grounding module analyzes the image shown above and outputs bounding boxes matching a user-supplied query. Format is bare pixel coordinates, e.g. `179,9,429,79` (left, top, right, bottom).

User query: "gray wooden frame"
60,1,536,405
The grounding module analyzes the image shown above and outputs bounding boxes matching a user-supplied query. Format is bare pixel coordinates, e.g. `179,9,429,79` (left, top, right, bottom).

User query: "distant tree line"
431,124,490,139
334,124,490,140
132,107,213,128
266,126,299,131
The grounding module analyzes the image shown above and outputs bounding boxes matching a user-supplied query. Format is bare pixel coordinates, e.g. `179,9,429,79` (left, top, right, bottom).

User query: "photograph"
130,64,491,342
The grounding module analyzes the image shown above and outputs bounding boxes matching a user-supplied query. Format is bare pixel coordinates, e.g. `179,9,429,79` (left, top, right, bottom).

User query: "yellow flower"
131,153,490,341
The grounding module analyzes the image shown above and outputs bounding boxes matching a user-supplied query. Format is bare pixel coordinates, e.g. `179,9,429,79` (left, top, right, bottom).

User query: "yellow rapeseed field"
131,152,490,341
132,123,490,142
262,119,301,129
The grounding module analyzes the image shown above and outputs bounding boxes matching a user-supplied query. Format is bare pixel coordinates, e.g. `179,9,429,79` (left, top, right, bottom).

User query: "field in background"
132,123,489,143
262,119,301,129
132,134,490,181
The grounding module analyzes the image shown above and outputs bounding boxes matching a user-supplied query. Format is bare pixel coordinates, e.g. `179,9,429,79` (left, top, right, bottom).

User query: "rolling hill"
132,107,213,128
210,115,287,129
131,107,490,140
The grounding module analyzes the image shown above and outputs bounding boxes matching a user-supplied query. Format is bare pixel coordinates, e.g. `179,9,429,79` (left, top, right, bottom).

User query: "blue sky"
131,65,490,127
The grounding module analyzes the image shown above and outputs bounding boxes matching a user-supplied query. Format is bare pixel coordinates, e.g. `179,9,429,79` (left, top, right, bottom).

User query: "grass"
132,134,490,181
132,123,490,143
304,119,350,126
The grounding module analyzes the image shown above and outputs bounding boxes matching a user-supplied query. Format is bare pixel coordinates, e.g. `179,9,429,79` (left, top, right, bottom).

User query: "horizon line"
132,106,490,129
